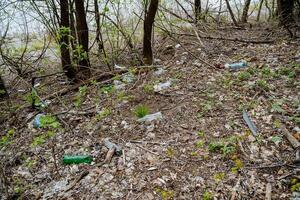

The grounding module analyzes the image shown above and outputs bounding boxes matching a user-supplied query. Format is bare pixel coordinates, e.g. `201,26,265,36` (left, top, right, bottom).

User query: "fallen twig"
265,182,272,200
65,170,89,192
135,144,160,156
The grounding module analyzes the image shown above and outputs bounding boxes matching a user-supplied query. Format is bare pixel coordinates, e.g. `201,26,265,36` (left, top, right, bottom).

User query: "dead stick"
135,144,160,156
65,170,89,192
281,125,300,149
104,147,116,163
265,182,272,200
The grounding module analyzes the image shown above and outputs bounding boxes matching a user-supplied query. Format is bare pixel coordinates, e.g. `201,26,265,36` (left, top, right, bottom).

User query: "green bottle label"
63,155,92,164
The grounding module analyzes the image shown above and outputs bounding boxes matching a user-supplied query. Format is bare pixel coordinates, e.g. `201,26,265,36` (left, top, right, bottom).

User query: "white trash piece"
137,112,163,122
175,44,181,49
153,81,171,92
114,64,126,70
113,80,125,90
154,68,166,76
122,73,135,83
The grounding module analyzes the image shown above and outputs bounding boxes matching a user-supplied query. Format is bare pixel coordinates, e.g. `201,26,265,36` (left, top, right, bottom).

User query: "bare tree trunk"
256,0,264,21
0,76,8,98
217,0,222,23
224,0,239,26
241,0,251,23
69,0,77,52
94,0,103,54
143,0,159,65
271,0,276,18
60,0,75,80
195,0,201,23
277,0,295,25
74,0,90,75
265,0,272,21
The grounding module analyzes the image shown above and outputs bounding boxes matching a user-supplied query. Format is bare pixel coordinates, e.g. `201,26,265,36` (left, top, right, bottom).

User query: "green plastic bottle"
63,155,93,164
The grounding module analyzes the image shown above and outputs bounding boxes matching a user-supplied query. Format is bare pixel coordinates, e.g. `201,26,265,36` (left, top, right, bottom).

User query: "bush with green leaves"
74,85,88,107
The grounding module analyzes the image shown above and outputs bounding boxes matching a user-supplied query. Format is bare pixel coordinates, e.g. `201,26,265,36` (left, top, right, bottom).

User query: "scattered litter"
33,113,45,128
104,138,122,156
137,112,163,123
114,64,126,69
122,73,135,83
243,110,258,136
113,80,125,90
175,44,181,49
42,179,68,199
153,68,166,76
153,81,171,92
121,120,129,129
36,100,51,108
65,170,89,192
63,155,93,164
147,167,158,171
225,61,247,70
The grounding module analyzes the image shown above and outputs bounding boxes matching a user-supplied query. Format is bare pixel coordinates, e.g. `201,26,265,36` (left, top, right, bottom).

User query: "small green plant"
100,85,114,94
276,66,294,77
117,91,134,101
271,102,285,113
96,107,111,121
203,191,213,200
25,157,37,169
197,131,205,137
143,84,154,93
247,67,259,75
166,147,175,157
208,136,238,157
195,140,205,148
39,115,60,129
255,79,270,91
190,151,197,156
271,136,282,143
208,141,223,152
25,89,40,106
73,44,88,62
74,85,88,107
214,172,225,182
155,188,174,200
261,66,273,78
31,131,55,148
0,129,14,147
237,71,251,81
273,119,281,128
291,179,300,191
133,104,150,118
231,159,244,173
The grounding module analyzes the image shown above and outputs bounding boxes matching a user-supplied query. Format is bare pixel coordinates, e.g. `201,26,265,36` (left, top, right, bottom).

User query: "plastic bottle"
33,113,45,128
63,155,93,164
225,62,247,70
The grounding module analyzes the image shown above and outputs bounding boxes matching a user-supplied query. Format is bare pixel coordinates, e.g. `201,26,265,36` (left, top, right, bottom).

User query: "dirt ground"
0,25,300,199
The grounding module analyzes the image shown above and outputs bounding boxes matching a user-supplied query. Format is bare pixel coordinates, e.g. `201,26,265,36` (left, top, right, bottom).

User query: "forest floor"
0,25,300,199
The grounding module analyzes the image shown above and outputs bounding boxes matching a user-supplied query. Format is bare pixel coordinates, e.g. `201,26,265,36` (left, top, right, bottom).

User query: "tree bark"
143,0,159,65
69,0,77,52
224,0,239,26
256,0,264,21
60,0,75,80
0,76,8,98
241,0,251,23
277,0,295,25
195,0,201,23
74,0,90,73
94,0,104,53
